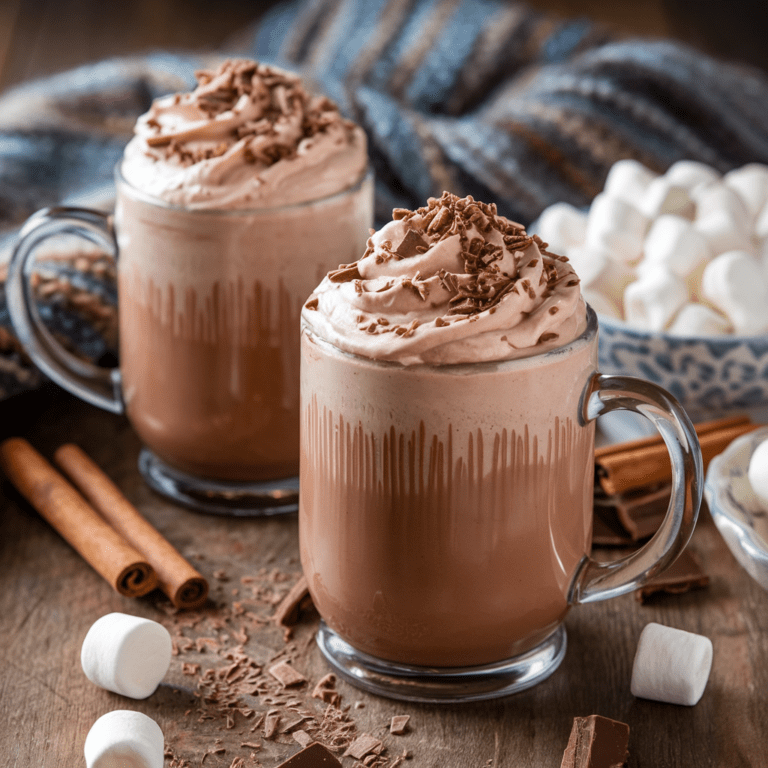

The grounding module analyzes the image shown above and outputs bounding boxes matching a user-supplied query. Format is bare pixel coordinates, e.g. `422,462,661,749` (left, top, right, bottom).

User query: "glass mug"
8,166,373,515
299,307,702,701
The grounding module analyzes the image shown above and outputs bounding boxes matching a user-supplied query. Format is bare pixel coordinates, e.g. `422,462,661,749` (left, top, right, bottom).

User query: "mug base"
138,448,299,516
315,621,567,703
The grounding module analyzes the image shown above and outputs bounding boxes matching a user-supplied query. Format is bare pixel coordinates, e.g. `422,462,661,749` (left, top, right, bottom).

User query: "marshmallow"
81,613,172,699
84,710,164,768
643,215,711,277
631,623,713,706
585,193,648,262
624,269,688,331
668,303,731,336
565,243,635,301
701,250,768,335
755,200,768,241
534,202,588,255
582,288,622,320
603,159,658,204
639,177,694,220
692,182,752,232
695,211,754,257
663,160,720,191
724,164,768,221
748,438,768,509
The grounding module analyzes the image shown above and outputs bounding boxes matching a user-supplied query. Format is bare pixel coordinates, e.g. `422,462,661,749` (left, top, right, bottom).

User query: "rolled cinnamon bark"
54,443,208,609
0,438,157,597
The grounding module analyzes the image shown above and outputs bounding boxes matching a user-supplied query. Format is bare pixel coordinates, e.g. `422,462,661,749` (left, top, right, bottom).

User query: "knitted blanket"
2,0,768,400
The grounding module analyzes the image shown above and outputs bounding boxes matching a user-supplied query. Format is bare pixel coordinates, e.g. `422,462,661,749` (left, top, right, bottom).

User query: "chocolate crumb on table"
560,715,629,768
344,734,383,760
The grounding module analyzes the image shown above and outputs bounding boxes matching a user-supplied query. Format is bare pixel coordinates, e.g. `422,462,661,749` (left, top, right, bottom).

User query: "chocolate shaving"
305,298,319,311
264,711,281,739
312,674,341,707
394,228,428,259
328,264,362,283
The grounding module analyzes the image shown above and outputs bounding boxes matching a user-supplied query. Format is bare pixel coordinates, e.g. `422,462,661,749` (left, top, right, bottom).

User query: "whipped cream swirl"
121,59,367,208
303,192,587,365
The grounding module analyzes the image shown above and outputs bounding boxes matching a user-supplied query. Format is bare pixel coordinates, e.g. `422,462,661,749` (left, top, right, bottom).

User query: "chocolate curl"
54,443,208,609
0,438,157,597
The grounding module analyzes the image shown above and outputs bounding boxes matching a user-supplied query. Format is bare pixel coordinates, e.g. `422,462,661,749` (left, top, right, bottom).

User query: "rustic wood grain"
1,388,767,767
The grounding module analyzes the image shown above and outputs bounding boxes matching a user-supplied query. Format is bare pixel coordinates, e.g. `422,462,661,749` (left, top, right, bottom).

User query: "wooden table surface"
1,386,766,768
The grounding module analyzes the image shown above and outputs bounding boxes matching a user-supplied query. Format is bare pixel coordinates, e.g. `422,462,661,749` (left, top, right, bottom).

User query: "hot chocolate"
300,192,592,666
116,60,372,483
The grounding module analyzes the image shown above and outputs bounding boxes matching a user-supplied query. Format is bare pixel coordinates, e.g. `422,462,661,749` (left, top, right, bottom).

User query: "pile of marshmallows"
77,612,713,768
535,159,768,336
81,613,172,768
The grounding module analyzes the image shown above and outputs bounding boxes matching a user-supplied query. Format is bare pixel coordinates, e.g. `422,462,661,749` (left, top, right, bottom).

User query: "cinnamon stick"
273,575,311,626
595,415,759,495
0,438,157,597
54,443,208,609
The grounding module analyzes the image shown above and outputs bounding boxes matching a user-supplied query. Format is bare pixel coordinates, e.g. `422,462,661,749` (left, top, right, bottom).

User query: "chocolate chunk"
268,660,307,687
635,548,709,603
344,734,382,760
275,743,342,768
560,715,629,768
390,715,410,735
264,711,281,739
595,484,671,541
394,228,428,259
273,575,312,626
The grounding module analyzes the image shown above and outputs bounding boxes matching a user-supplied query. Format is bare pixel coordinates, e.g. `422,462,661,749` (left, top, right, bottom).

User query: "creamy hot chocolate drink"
117,59,372,482
300,192,593,667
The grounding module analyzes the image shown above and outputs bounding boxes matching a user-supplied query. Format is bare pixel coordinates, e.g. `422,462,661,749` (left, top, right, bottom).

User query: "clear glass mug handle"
569,373,702,604
6,207,124,414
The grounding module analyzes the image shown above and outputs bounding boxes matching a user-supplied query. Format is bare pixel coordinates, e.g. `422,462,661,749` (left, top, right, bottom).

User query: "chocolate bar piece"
561,715,629,768
276,743,342,768
595,483,671,541
636,548,709,603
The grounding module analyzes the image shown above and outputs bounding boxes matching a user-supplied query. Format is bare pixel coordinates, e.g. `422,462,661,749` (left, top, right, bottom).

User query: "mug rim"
114,162,373,216
302,305,598,374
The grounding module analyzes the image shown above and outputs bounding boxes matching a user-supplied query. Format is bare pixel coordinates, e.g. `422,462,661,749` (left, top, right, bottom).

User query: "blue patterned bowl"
597,313,768,421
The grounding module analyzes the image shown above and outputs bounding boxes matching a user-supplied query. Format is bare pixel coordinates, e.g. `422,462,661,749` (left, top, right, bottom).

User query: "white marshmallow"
748,439,768,509
664,160,720,191
624,269,688,331
582,288,622,320
701,250,768,335
667,303,731,336
693,182,752,232
534,202,588,255
604,159,658,204
585,193,648,262
639,177,694,220
566,244,635,302
631,623,713,706
84,710,164,768
81,613,172,699
755,200,768,241
643,215,711,277
724,164,768,221
695,211,754,257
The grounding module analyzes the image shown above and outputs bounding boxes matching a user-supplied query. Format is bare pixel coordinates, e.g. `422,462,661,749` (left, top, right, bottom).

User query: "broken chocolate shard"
560,715,629,768
635,548,709,603
390,715,410,735
275,743,342,768
394,228,428,259
268,660,307,687
344,734,382,760
594,483,671,542
328,264,362,283
273,575,312,626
